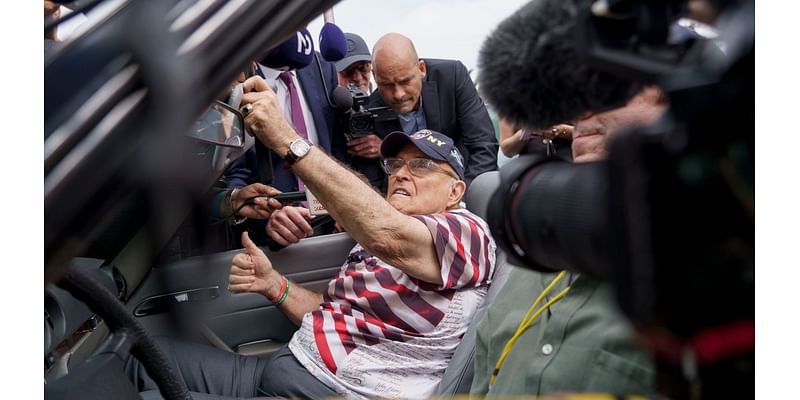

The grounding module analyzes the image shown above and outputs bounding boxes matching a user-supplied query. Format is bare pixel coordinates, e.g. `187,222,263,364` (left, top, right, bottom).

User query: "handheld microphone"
245,190,328,215
319,22,347,62
244,191,305,207
273,191,308,203
260,28,315,71
477,0,641,129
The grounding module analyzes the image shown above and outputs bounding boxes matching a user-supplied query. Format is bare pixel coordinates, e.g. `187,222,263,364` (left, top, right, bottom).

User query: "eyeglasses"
342,62,372,78
381,158,459,180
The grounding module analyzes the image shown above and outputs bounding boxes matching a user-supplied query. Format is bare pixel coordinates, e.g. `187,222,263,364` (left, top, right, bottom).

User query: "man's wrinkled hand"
347,134,383,159
239,76,295,150
266,206,315,246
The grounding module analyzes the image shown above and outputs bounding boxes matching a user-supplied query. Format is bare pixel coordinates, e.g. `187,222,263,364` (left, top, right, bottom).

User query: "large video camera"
346,84,376,136
333,84,397,141
481,0,753,397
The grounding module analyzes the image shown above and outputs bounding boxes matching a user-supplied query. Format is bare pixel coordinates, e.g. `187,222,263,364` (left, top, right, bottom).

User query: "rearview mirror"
189,100,246,148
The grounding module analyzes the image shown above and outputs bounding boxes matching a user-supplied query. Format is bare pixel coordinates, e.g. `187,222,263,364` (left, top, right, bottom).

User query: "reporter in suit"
347,33,498,191
224,53,346,246
226,54,347,192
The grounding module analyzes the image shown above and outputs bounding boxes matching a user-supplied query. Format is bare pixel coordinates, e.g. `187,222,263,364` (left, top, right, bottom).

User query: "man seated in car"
128,74,496,399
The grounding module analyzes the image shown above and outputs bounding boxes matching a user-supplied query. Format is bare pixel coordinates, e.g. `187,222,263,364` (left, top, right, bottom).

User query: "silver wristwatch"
285,139,313,166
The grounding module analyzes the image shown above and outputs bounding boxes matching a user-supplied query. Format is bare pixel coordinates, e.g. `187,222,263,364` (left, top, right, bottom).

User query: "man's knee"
259,346,337,398
260,346,300,387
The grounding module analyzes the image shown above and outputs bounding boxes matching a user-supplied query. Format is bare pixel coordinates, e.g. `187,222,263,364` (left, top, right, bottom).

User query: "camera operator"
346,33,498,192
471,87,668,398
336,32,373,94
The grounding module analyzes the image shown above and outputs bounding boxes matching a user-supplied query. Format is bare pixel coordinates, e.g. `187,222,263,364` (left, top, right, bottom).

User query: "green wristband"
274,279,290,306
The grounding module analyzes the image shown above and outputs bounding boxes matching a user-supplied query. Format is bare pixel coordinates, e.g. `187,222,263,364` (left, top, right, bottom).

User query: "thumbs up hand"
228,231,282,299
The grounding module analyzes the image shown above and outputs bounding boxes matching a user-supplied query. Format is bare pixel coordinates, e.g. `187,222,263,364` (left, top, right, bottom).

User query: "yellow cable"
490,271,572,387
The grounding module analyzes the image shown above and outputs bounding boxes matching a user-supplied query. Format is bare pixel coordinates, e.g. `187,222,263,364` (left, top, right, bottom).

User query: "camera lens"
350,114,370,133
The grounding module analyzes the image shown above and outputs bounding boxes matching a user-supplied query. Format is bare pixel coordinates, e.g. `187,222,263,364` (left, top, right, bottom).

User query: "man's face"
338,61,372,93
571,88,667,162
375,59,426,114
386,145,459,215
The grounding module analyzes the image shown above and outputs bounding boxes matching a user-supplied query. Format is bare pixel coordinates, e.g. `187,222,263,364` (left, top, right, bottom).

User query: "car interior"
44,1,516,399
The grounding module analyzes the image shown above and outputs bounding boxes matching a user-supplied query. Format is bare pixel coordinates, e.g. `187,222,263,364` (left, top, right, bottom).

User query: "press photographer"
477,0,753,398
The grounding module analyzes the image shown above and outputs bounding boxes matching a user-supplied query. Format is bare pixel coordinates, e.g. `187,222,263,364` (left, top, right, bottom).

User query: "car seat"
434,171,515,398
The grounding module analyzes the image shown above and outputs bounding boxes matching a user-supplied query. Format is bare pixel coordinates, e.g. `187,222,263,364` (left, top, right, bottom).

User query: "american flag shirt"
288,209,496,399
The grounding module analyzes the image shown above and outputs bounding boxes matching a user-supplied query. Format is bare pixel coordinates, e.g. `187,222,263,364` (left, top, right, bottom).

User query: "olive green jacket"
471,267,655,397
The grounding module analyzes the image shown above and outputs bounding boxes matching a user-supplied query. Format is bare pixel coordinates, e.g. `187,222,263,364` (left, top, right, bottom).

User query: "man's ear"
418,59,427,79
448,179,467,208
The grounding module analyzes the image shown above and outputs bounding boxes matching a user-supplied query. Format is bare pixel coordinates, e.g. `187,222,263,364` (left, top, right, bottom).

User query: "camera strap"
490,270,572,388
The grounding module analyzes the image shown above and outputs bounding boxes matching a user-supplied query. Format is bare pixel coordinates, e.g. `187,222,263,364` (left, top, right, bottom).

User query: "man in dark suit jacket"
346,33,498,191
224,54,346,245
226,53,347,191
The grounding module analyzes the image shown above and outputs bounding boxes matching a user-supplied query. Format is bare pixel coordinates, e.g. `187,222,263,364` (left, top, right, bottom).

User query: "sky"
307,0,529,75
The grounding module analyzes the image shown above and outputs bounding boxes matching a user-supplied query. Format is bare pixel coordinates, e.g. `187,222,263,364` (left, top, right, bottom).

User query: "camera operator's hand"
266,206,315,246
347,134,383,159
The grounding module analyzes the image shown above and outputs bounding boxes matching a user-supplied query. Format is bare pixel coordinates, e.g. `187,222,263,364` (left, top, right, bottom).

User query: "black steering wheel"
48,264,191,400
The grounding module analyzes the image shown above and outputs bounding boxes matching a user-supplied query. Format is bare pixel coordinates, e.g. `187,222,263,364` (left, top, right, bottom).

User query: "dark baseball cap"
380,129,465,180
335,33,372,72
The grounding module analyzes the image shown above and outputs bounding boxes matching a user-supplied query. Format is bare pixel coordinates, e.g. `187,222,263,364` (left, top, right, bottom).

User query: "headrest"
465,171,500,220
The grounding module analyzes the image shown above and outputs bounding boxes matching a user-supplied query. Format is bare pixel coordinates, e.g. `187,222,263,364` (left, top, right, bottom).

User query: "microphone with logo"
260,28,315,71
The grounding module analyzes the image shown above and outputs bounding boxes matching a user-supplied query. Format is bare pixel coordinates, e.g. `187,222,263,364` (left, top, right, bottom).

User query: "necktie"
278,71,308,138
279,71,308,192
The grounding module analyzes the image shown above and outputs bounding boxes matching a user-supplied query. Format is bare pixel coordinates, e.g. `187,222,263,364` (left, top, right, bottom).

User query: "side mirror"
189,100,246,148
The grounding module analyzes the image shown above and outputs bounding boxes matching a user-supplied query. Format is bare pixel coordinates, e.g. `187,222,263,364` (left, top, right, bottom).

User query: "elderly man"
347,33,498,191
336,32,373,94
129,75,496,399
470,87,667,398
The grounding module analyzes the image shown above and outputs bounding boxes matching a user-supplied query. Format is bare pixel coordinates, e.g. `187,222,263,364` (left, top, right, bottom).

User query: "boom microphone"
331,85,354,109
261,28,315,71
478,0,642,129
319,22,347,62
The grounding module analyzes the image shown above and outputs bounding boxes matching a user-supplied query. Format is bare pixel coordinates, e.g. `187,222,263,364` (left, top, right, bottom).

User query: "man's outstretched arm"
240,76,443,285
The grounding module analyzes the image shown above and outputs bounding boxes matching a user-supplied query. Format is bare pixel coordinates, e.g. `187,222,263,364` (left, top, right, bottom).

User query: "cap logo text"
425,135,445,146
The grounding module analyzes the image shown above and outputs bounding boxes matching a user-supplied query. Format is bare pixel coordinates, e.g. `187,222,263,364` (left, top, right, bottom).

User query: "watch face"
290,139,311,157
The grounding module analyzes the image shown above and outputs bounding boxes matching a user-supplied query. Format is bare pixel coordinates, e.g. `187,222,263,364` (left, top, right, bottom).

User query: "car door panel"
127,232,355,355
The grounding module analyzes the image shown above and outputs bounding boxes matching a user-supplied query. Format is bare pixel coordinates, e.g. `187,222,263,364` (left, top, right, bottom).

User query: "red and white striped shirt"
289,209,496,399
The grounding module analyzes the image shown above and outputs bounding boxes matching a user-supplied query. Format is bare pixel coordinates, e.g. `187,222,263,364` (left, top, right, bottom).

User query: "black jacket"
359,58,498,190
